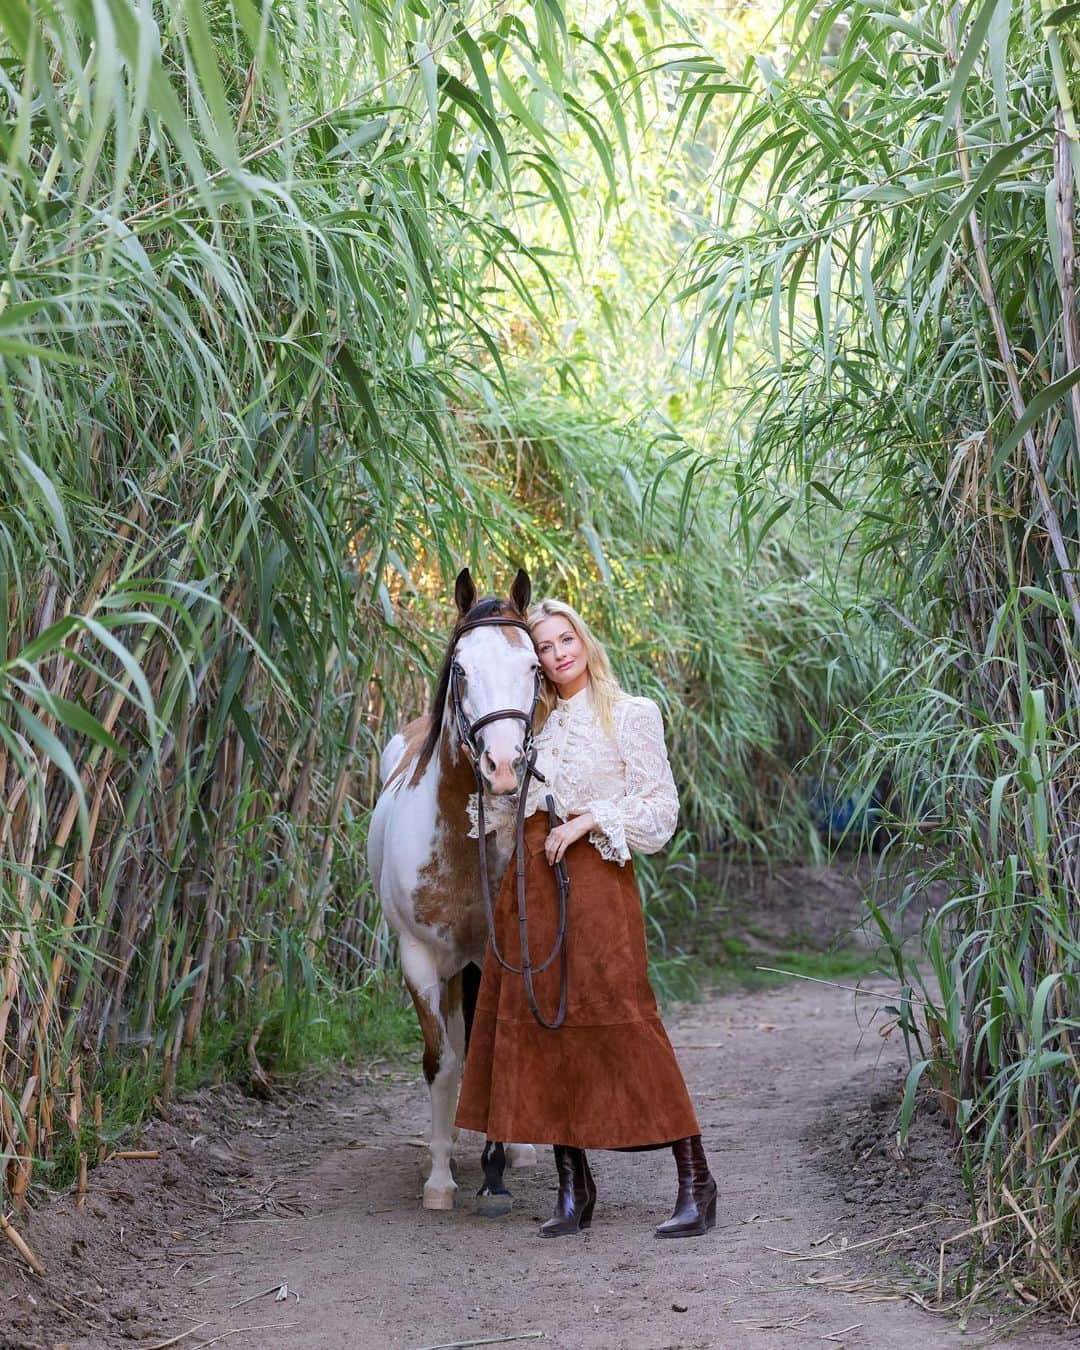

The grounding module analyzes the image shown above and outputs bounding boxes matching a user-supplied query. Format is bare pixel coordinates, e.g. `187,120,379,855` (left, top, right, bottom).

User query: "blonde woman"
455,598,716,1238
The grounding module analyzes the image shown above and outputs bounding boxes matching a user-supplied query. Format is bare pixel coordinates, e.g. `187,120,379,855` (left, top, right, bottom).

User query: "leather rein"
449,614,570,1030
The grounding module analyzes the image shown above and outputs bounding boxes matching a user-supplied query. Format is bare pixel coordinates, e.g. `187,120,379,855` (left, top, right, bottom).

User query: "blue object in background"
809,777,885,845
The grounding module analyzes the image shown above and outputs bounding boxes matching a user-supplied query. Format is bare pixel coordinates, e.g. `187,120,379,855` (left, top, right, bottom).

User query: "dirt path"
8,975,1071,1349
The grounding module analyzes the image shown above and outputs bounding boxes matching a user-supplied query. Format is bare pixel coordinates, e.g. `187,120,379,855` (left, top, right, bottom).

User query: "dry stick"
8,1073,39,1208
145,1325,209,1350
190,1322,299,1350
414,1336,546,1350
752,968,926,1003
0,1212,44,1276
230,1284,285,1310
68,1054,82,1135
76,1152,88,1208
110,1149,161,1160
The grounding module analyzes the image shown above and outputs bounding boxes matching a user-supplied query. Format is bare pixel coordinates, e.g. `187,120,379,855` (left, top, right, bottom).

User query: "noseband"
449,614,570,1030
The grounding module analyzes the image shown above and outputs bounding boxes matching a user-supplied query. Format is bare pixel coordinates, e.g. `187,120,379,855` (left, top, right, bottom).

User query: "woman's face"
532,616,589,697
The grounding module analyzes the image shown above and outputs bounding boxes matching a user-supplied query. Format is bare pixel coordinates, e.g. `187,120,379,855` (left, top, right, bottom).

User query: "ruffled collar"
555,685,591,711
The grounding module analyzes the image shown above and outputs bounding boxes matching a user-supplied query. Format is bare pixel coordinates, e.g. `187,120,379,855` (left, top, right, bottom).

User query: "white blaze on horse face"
453,624,538,794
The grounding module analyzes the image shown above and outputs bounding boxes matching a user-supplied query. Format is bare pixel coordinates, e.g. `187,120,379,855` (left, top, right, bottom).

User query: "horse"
367,567,539,1211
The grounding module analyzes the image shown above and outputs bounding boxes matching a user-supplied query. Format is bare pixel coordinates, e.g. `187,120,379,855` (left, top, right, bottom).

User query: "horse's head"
446,567,538,795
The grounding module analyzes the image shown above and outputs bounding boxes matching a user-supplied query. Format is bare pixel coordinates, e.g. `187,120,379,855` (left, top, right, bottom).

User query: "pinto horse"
367,568,538,1211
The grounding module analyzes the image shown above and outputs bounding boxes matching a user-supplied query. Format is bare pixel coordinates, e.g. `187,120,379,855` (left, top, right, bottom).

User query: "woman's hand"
545,812,595,865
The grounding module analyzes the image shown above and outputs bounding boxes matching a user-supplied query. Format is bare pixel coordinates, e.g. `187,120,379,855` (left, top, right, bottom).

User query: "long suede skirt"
455,812,700,1149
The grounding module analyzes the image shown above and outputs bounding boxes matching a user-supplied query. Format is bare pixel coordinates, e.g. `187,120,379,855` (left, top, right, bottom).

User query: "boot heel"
705,1191,717,1231
580,1194,596,1230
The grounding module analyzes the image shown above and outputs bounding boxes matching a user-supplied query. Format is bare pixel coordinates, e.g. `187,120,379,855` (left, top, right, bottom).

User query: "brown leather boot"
538,1145,596,1237
654,1135,717,1238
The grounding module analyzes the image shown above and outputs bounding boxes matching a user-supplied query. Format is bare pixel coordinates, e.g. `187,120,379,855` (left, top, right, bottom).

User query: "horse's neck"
419,720,514,889
422,722,475,818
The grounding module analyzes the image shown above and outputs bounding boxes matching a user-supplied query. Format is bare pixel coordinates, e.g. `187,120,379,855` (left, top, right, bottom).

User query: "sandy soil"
2,860,1072,1349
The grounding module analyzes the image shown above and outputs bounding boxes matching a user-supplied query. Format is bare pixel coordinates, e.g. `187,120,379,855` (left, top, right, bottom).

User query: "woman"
455,598,716,1239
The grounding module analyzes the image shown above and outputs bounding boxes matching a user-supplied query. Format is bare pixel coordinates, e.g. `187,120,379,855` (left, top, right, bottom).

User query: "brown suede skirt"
454,812,700,1149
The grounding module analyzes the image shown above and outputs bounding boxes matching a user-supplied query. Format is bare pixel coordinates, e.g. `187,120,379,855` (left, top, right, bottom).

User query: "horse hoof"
476,1190,513,1218
507,1143,537,1169
423,1185,457,1211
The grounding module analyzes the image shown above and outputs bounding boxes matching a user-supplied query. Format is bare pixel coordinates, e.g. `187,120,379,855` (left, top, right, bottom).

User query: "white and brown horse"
367,568,538,1211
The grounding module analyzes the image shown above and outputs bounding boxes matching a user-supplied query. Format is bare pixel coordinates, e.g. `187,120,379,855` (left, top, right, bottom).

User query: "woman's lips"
556,661,574,671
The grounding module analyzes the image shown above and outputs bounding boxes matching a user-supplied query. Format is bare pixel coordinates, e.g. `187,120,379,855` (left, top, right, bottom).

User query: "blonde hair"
527,598,620,736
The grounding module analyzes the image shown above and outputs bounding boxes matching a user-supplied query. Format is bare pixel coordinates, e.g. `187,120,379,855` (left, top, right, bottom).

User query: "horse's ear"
455,567,476,616
510,568,531,614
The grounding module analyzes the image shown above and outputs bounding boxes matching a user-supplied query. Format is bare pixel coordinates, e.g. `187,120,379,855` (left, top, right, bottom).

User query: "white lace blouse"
469,687,680,864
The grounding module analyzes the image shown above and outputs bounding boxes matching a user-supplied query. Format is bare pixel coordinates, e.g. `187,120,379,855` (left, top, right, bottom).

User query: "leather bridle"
449,614,570,1030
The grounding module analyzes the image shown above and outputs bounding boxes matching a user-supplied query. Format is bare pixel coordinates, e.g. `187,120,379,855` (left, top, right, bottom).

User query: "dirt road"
7,974,1069,1349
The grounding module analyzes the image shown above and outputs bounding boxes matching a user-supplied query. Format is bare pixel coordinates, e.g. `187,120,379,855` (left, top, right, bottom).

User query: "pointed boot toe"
539,1146,596,1238
654,1135,717,1239
654,1175,717,1238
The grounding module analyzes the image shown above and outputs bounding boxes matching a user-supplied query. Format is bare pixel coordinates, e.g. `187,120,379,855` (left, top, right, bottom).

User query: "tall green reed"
676,0,1080,1305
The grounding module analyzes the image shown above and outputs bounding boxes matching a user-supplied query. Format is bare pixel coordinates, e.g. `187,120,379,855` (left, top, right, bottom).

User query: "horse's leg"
506,1143,538,1168
445,970,466,1151
477,1140,512,1217
401,937,458,1210
457,961,514,1216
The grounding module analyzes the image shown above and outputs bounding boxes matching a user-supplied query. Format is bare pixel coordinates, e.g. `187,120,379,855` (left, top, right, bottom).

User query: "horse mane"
414,597,523,777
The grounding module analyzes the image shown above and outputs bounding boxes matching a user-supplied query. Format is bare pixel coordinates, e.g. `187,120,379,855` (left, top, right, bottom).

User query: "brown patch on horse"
405,969,466,1084
413,739,490,960
383,714,431,790
405,976,445,1084
499,625,527,647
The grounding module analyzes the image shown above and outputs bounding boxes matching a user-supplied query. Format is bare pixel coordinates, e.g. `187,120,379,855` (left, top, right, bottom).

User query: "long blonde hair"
527,598,620,735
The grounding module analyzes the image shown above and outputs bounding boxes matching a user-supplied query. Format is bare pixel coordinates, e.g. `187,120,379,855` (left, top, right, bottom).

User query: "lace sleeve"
587,698,679,862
